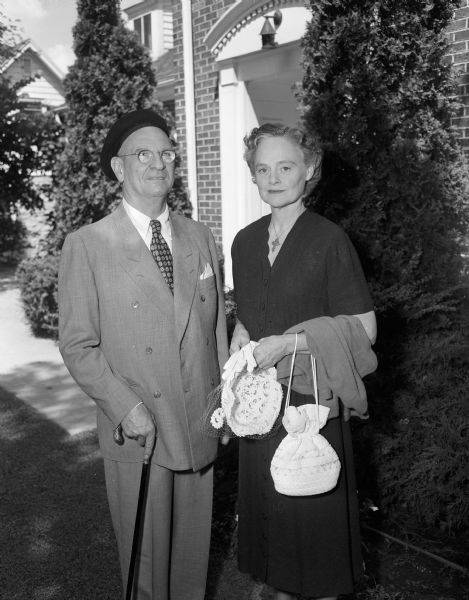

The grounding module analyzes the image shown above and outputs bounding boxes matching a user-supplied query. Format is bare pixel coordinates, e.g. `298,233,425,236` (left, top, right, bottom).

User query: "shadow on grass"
0,360,96,436
206,440,242,600
0,386,251,600
0,386,121,600
3,385,466,600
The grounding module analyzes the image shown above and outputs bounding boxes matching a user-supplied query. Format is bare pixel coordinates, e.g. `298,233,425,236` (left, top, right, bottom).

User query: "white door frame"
218,42,301,288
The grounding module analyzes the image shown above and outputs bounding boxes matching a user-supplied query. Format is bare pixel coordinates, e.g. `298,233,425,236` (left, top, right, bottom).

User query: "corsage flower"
210,407,225,429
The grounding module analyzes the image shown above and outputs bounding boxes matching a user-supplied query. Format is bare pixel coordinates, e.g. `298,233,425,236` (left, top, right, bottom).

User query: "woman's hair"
243,123,323,194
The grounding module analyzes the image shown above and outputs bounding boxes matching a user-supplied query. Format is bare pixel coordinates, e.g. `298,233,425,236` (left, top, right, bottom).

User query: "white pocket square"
200,263,214,279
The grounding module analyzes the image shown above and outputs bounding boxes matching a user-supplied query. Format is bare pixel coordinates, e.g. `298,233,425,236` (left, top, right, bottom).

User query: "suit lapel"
171,214,199,344
111,203,174,320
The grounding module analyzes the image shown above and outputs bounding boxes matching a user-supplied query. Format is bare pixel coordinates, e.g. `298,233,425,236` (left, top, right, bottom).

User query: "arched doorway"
205,2,311,287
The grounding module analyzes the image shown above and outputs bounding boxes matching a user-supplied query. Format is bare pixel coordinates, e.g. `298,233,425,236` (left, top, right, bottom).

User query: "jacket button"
132,301,139,309
145,347,152,354
153,391,161,398
200,294,206,302
206,337,209,345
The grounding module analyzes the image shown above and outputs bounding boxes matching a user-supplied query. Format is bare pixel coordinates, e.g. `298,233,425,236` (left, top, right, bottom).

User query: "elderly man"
58,109,228,599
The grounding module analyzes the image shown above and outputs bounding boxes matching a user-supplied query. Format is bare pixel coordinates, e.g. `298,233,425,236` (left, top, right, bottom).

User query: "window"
133,13,152,51
23,57,32,76
134,17,142,39
143,14,152,50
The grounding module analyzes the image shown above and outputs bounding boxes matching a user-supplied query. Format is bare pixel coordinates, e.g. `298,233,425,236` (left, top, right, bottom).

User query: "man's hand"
230,319,250,354
121,402,156,463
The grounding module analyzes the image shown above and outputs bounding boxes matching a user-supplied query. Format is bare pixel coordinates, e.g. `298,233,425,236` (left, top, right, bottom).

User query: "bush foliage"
16,252,60,337
18,0,190,337
299,0,469,530
47,0,189,249
0,11,62,260
0,214,28,264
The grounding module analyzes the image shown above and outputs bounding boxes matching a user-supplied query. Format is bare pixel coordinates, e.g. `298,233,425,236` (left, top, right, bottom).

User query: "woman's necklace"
269,209,305,253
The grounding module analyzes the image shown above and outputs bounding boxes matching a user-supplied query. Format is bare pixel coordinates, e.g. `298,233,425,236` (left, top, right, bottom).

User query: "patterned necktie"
150,219,174,293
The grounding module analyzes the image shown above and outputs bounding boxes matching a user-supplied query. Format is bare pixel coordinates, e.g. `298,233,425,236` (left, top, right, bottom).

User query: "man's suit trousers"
104,458,213,600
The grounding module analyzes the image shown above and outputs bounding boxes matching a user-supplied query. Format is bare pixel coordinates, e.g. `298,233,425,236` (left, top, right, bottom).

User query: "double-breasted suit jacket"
58,202,229,470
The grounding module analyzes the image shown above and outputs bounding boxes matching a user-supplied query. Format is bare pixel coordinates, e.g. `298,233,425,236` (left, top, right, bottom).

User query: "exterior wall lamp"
260,9,283,49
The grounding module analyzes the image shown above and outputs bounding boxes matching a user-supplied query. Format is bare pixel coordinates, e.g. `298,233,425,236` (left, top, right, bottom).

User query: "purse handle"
284,333,319,422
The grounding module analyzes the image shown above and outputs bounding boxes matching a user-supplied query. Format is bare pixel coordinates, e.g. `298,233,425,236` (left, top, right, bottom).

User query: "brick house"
124,0,469,287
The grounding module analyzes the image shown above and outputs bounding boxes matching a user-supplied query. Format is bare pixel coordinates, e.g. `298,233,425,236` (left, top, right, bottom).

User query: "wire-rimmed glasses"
118,149,176,165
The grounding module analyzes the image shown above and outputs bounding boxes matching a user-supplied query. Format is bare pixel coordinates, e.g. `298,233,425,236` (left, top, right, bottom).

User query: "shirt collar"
122,198,170,237
156,203,170,226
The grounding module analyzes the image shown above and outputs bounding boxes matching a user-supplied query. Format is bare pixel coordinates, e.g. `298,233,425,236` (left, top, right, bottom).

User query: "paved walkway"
0,266,96,435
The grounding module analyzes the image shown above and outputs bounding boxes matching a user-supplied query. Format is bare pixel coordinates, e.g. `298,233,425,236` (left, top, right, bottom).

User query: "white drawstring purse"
270,334,341,496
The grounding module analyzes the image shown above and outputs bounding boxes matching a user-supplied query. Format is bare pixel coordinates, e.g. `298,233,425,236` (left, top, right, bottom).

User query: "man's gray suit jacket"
58,202,229,471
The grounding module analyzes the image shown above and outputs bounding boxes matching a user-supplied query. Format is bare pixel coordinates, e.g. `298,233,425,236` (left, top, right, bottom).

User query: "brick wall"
173,0,235,246
446,0,469,149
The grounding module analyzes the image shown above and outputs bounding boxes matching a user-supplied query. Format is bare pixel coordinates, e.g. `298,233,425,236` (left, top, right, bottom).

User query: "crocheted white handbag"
205,342,283,438
223,366,283,436
270,335,341,496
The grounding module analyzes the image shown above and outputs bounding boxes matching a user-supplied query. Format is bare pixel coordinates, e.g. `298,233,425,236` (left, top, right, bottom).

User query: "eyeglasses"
118,149,176,164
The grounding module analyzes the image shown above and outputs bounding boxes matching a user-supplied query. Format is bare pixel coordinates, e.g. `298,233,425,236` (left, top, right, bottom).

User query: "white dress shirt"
122,198,173,252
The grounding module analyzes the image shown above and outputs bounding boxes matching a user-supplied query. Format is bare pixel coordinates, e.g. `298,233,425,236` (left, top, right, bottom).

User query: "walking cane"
114,424,151,600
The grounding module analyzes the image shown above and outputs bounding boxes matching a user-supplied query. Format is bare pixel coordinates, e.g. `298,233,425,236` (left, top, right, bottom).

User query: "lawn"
0,384,247,600
1,386,467,599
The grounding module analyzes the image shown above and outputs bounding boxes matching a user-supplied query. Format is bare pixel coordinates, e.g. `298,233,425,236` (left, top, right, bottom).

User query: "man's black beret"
100,109,171,180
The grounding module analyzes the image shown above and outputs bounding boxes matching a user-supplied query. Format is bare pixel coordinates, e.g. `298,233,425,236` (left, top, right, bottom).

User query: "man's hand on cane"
117,401,155,600
121,402,156,463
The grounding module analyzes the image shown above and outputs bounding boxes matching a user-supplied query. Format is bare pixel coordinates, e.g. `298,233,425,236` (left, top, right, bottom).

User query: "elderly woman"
230,123,377,600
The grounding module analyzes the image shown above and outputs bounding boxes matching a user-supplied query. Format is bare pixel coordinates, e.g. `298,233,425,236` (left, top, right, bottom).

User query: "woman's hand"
253,335,292,369
230,319,250,354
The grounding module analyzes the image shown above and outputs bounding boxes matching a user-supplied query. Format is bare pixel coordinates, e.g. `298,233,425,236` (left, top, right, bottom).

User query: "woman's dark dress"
231,210,374,597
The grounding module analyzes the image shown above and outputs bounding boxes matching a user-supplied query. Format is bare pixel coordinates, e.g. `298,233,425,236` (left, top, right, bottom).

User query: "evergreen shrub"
16,252,60,337
18,0,190,336
299,0,469,530
355,316,469,531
